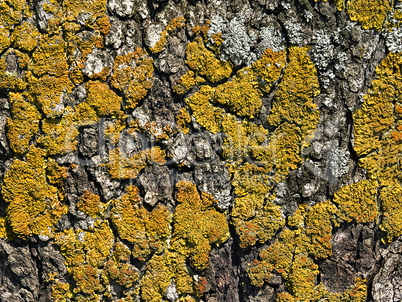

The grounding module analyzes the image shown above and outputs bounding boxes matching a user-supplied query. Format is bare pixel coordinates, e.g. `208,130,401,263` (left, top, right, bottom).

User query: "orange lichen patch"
213,69,262,118
106,147,166,180
6,92,41,155
110,185,171,260
1,146,68,238
175,108,192,134
251,48,286,93
347,0,391,31
112,241,131,263
334,180,378,224
286,253,319,300
77,191,108,219
51,280,73,301
304,201,337,260
268,46,320,133
110,48,154,109
233,199,285,249
85,80,123,118
150,16,186,54
25,73,73,118
172,181,229,270
173,70,205,95
140,254,172,302
10,22,40,52
185,37,233,83
104,259,139,288
70,264,104,295
185,85,224,134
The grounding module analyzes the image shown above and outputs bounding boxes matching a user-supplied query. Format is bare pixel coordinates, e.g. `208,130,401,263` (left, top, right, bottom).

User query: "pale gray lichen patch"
283,18,304,45
311,30,334,71
385,27,402,53
256,26,285,56
219,16,258,66
329,149,350,179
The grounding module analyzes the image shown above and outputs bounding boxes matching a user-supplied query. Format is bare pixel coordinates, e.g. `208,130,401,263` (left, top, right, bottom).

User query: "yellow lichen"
110,185,171,260
251,48,286,93
103,259,139,288
175,108,192,134
10,22,40,52
77,191,108,219
37,117,80,155
347,0,391,31
213,69,262,118
352,52,402,242
110,48,154,109
185,37,233,83
150,16,186,54
140,254,172,302
25,72,73,118
267,46,320,134
334,180,378,224
6,92,41,155
186,85,224,134
173,70,205,95
85,80,123,118
0,26,10,53
51,280,73,302
106,147,166,180
1,146,68,238
172,181,229,270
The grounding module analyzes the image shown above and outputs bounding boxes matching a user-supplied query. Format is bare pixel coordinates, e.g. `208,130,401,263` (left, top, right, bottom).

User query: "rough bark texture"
0,0,402,301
